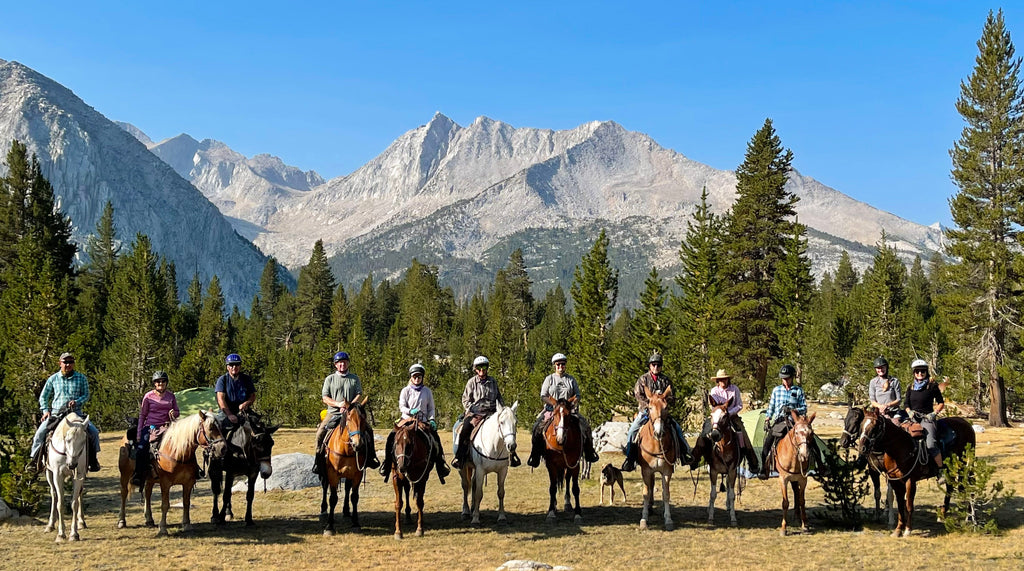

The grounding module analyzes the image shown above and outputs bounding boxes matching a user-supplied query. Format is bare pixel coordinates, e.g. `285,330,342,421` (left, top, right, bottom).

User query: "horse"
839,405,895,527
774,410,816,536
320,398,371,535
117,411,225,535
854,407,976,537
457,400,520,526
43,412,89,542
541,396,583,524
388,420,437,539
705,396,743,526
209,412,278,526
637,385,676,531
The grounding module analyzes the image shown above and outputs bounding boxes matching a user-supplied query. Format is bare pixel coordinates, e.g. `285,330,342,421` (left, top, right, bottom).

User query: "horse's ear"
807,412,816,425
361,395,369,405
663,385,672,398
511,401,519,413
569,395,578,406
707,394,716,407
544,396,557,408
790,409,799,422
199,410,207,420
269,425,280,434
643,384,653,400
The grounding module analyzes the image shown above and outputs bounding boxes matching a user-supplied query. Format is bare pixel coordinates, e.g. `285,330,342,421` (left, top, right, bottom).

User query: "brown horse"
117,411,225,535
638,385,676,531
320,397,371,535
839,405,895,527
389,420,436,539
774,410,816,536
855,407,976,537
705,396,742,526
541,396,583,524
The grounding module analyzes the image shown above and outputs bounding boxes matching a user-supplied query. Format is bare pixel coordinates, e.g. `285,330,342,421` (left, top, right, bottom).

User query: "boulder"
0,498,11,522
231,452,323,492
972,424,986,434
593,421,630,454
497,561,555,570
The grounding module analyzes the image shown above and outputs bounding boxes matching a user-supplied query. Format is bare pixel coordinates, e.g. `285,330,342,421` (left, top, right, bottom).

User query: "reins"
395,424,434,485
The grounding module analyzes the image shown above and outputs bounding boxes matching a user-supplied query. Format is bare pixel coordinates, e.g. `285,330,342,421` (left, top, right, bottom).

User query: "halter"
777,421,812,478
548,407,582,470
395,423,434,485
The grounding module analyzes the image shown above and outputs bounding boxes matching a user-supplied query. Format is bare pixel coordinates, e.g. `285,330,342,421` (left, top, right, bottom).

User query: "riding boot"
583,433,601,464
809,438,830,478
758,433,775,480
380,432,395,482
934,452,945,486
364,440,381,470
689,436,707,470
451,421,474,469
620,443,638,472
744,445,760,474
88,439,101,472
527,430,545,468
430,432,450,483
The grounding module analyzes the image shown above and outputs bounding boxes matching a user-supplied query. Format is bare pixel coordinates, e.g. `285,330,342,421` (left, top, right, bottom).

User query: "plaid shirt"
764,383,807,422
39,370,90,415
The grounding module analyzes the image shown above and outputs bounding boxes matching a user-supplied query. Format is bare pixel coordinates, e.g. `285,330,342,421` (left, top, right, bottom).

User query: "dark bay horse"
855,407,976,537
839,405,895,527
775,411,816,536
389,420,437,539
541,396,583,524
321,398,371,535
638,386,676,531
118,411,225,535
705,396,742,526
210,412,278,526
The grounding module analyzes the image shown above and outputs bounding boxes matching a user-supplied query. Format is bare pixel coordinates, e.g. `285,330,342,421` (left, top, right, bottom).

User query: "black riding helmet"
779,364,796,378
152,370,169,383
873,356,889,369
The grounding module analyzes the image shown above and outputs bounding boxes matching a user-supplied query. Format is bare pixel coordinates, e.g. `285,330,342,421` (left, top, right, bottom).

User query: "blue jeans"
624,412,687,457
31,418,100,457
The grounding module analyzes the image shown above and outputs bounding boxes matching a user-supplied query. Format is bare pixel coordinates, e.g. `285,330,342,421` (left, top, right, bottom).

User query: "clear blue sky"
0,1,1013,227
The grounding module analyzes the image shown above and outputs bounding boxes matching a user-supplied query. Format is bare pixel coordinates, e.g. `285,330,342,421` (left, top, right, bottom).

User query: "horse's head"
61,413,89,471
547,397,577,446
708,395,733,443
346,396,370,451
789,410,816,463
198,410,227,458
253,424,278,479
856,408,882,456
494,400,519,452
839,404,865,449
645,385,671,438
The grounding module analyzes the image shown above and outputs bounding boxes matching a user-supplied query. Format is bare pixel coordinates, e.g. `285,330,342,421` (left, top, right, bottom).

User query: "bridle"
395,424,434,484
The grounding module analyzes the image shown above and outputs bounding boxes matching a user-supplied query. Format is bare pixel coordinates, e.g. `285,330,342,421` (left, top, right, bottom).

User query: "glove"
429,419,437,430
410,408,420,416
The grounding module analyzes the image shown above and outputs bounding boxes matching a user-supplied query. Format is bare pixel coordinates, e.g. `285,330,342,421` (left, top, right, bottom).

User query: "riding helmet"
910,358,929,372
473,355,490,368
551,353,568,365
409,363,426,375
225,353,242,365
333,351,350,362
648,353,663,365
152,370,169,382
873,356,889,368
779,364,796,378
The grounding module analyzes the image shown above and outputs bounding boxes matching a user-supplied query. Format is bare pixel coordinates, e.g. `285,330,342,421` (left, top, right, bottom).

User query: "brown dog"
599,463,626,505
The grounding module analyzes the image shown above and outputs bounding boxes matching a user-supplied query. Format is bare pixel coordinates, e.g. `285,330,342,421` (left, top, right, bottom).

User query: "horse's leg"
349,476,361,531
780,476,790,537
209,463,223,524
727,469,738,527
903,478,917,537
342,481,351,518
870,469,882,521
394,476,403,540
414,481,425,537
891,479,907,537
182,480,194,533
571,471,582,523
45,470,57,534
563,471,572,513
117,474,129,529
69,476,84,540
546,465,558,521
245,474,256,526
53,470,66,541
707,467,718,525
324,481,338,536
939,481,953,523
496,466,509,524
471,465,484,526
144,480,156,527
157,482,170,537
404,480,412,524
222,471,234,522
639,467,651,531
796,479,809,532
661,470,673,531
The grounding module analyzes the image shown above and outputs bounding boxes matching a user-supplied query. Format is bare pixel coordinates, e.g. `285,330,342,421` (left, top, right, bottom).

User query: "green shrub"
0,433,47,516
942,444,1013,534
816,437,870,529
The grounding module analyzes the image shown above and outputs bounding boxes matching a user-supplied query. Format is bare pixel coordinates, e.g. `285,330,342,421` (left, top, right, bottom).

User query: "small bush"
816,438,870,529
0,433,47,516
942,444,1013,534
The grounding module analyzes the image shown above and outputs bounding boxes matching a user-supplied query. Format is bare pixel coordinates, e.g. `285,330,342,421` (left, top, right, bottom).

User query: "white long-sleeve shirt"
399,383,436,422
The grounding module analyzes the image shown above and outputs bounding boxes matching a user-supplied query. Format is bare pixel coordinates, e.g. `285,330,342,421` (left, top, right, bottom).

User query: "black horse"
839,405,895,527
209,412,278,526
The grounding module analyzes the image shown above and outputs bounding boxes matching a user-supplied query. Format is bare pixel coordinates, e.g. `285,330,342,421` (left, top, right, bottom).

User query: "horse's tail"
945,417,977,457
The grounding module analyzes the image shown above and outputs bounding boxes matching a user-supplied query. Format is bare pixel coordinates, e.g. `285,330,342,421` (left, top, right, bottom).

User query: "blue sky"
0,2,1013,227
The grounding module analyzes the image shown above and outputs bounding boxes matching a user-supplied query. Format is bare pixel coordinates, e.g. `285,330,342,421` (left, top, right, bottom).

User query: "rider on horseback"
869,356,907,423
526,353,601,468
214,353,256,433
29,352,102,473
904,359,946,484
689,369,759,473
313,351,381,475
451,356,522,469
758,364,827,480
620,353,692,472
132,370,180,486
380,363,452,483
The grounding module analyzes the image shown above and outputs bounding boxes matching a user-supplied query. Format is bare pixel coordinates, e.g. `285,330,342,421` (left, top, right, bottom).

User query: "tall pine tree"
569,230,620,419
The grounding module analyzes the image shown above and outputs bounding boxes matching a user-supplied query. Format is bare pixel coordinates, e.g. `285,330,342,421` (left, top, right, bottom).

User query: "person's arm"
138,395,150,441
424,388,436,421
78,374,91,406
730,386,743,415
39,376,54,419
461,381,473,412
494,380,505,407
169,394,179,421
887,378,902,409
539,376,551,402
764,387,778,423
239,377,256,411
795,388,808,415
868,380,881,409
933,385,945,415
399,386,413,418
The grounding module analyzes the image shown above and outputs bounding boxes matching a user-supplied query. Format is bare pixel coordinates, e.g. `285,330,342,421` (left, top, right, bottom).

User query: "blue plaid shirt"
764,383,807,422
39,370,90,415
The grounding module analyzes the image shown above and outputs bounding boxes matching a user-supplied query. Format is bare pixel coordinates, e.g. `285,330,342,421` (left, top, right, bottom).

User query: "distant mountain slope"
0,60,269,308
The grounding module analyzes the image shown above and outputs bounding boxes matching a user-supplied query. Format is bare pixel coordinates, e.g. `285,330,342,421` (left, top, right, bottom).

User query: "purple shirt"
710,384,743,415
138,390,179,440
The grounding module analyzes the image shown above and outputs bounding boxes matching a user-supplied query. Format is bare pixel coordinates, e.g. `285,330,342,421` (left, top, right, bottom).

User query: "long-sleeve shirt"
764,383,807,422
709,383,743,415
400,383,436,422
634,372,674,411
904,381,943,415
540,373,581,410
137,390,180,440
462,375,503,415
322,372,362,415
39,370,90,415
868,375,902,409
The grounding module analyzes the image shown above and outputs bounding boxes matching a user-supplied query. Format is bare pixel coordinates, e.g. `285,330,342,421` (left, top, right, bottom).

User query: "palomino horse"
117,411,224,535
44,412,89,542
320,398,371,535
638,385,676,531
855,407,976,537
388,420,437,539
210,412,277,526
541,396,583,524
839,405,895,527
705,396,743,526
458,400,520,526
774,410,816,536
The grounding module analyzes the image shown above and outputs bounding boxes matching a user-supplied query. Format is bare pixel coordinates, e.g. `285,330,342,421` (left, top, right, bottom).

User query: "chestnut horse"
389,420,436,539
117,411,225,535
774,410,816,536
541,396,583,524
638,385,676,531
321,398,371,535
855,407,976,537
839,405,895,527
705,396,742,526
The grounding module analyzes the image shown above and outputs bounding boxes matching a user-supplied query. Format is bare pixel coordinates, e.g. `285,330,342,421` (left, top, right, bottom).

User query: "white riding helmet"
910,358,929,371
473,355,490,368
409,363,426,375
551,353,567,364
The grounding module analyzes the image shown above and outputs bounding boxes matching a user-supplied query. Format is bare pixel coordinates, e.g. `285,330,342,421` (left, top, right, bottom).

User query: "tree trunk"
988,371,1011,427
755,358,768,401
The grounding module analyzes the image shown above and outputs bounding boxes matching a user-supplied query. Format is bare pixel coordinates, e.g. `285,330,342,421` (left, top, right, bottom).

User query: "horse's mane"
162,413,205,459
53,412,84,440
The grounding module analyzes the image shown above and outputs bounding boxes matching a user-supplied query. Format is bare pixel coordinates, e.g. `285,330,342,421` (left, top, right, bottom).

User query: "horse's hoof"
55,536,64,543
79,521,87,529
891,529,902,538
70,534,80,542
415,529,423,537
323,529,334,537
801,526,810,533
780,528,788,537
394,533,403,540
546,511,556,522
44,525,54,533
245,520,255,527
182,525,194,534
461,512,469,521
156,529,168,537
573,515,582,525
730,521,738,528
145,520,156,528
224,514,233,522
116,521,126,529
351,526,361,533
639,520,648,531
707,518,714,525
471,520,481,528
664,521,674,531
902,529,912,538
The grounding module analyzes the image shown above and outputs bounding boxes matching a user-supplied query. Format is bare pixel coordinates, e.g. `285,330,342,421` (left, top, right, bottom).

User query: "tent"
176,387,219,417
739,408,833,478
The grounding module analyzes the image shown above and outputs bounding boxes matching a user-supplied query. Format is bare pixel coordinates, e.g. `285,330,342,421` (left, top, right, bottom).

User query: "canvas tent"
176,387,219,417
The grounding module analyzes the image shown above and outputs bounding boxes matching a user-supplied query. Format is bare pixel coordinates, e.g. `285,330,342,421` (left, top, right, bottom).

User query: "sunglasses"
62,360,75,364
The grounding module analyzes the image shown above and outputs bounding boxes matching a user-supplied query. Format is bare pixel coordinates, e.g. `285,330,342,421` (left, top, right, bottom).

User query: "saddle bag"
900,421,925,438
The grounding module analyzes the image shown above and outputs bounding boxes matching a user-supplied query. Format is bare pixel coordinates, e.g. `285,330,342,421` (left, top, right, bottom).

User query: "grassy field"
3,405,1024,570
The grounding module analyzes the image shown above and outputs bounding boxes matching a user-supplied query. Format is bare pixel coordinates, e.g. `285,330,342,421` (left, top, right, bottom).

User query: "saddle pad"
900,422,925,438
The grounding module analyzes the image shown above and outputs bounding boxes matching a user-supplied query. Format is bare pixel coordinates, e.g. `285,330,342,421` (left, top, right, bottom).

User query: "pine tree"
772,221,815,382
74,201,120,360
945,9,1024,426
720,119,797,398
569,230,620,419
294,240,336,348
850,234,909,388
179,276,228,388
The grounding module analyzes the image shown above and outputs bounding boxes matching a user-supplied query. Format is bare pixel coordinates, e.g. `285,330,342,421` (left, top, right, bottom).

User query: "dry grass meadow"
3,404,1024,570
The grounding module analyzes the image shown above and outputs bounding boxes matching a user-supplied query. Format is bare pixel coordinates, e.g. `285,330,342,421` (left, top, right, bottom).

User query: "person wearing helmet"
869,356,906,422
215,353,256,432
758,364,826,479
381,363,451,484
313,351,380,475
689,369,759,473
903,359,946,483
452,356,521,468
621,353,692,472
132,370,180,486
526,353,601,468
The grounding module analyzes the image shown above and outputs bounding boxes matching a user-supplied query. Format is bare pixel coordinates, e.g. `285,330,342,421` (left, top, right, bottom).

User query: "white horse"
44,412,89,542
456,401,519,526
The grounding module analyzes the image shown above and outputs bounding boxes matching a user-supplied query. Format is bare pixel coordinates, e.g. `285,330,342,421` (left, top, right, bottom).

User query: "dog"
599,463,626,505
